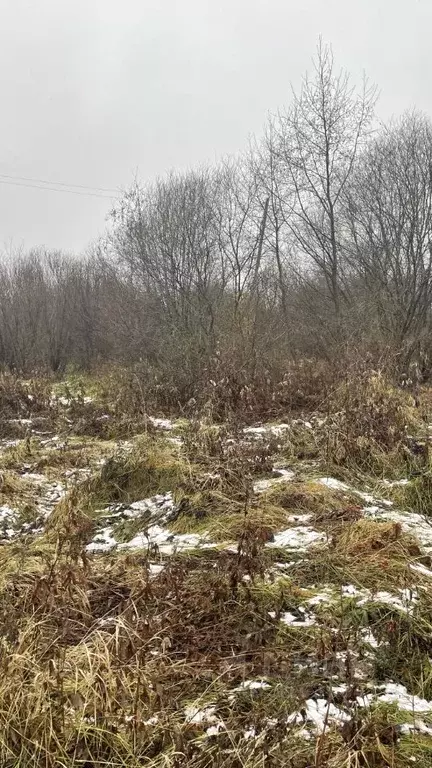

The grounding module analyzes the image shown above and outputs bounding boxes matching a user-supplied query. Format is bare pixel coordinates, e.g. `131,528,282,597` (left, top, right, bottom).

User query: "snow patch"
147,416,175,431
269,610,316,627
184,704,217,724
357,683,432,713
86,528,118,552
254,468,295,493
232,680,270,692
267,526,326,550
122,525,215,554
319,477,350,492
244,423,291,438
367,508,432,551
287,698,350,733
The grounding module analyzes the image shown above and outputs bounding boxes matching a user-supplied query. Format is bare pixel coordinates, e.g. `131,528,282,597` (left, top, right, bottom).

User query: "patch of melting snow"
243,426,268,436
184,704,217,724
383,478,410,488
362,505,387,516
360,588,418,614
54,395,93,406
307,589,334,606
142,715,159,727
366,508,432,551
254,468,295,493
319,477,351,492
306,584,364,607
410,562,432,578
64,468,92,481
232,680,270,692
0,439,21,449
301,583,418,616
287,699,350,733
147,416,174,431
87,521,215,555
149,562,165,576
56,396,70,406
206,723,225,736
358,491,392,507
267,526,326,550
341,584,363,597
400,720,432,737
21,472,47,483
357,683,432,713
167,435,183,447
360,629,379,648
0,505,16,521
0,472,65,540
286,685,432,738
244,423,291,438
87,528,118,552
269,610,316,627
286,513,313,523
319,477,393,508
103,493,175,525
122,526,215,554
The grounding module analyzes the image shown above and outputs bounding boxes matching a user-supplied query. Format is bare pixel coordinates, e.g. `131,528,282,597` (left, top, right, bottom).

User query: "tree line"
2,42,432,401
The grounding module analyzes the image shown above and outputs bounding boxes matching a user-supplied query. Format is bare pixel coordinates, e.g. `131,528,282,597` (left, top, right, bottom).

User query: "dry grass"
0,371,432,766
290,519,423,594
50,435,188,524
281,372,421,478
264,480,363,532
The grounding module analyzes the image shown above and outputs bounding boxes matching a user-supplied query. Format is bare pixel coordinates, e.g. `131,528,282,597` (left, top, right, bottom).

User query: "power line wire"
0,178,116,199
0,172,119,194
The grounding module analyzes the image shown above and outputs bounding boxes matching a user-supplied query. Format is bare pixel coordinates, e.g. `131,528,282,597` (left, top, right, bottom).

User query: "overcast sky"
0,0,430,253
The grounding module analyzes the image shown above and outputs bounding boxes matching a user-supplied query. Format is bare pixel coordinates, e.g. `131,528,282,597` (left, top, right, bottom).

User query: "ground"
2,374,432,766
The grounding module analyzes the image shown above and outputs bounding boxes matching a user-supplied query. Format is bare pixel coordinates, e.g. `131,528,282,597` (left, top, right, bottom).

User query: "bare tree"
109,169,222,347
251,126,291,322
270,40,376,320
344,111,432,365
215,156,266,312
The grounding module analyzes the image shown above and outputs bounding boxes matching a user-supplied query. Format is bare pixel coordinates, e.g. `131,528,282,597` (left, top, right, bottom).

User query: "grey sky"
0,0,430,253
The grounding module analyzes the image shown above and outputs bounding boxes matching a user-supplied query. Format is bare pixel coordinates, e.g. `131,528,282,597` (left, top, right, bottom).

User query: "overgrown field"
2,370,432,766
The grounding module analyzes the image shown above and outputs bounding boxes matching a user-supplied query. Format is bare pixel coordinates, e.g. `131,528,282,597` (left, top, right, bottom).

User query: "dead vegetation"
0,369,432,766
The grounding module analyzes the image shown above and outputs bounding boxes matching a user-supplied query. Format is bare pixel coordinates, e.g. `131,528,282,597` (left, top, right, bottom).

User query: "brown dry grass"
0,371,432,766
